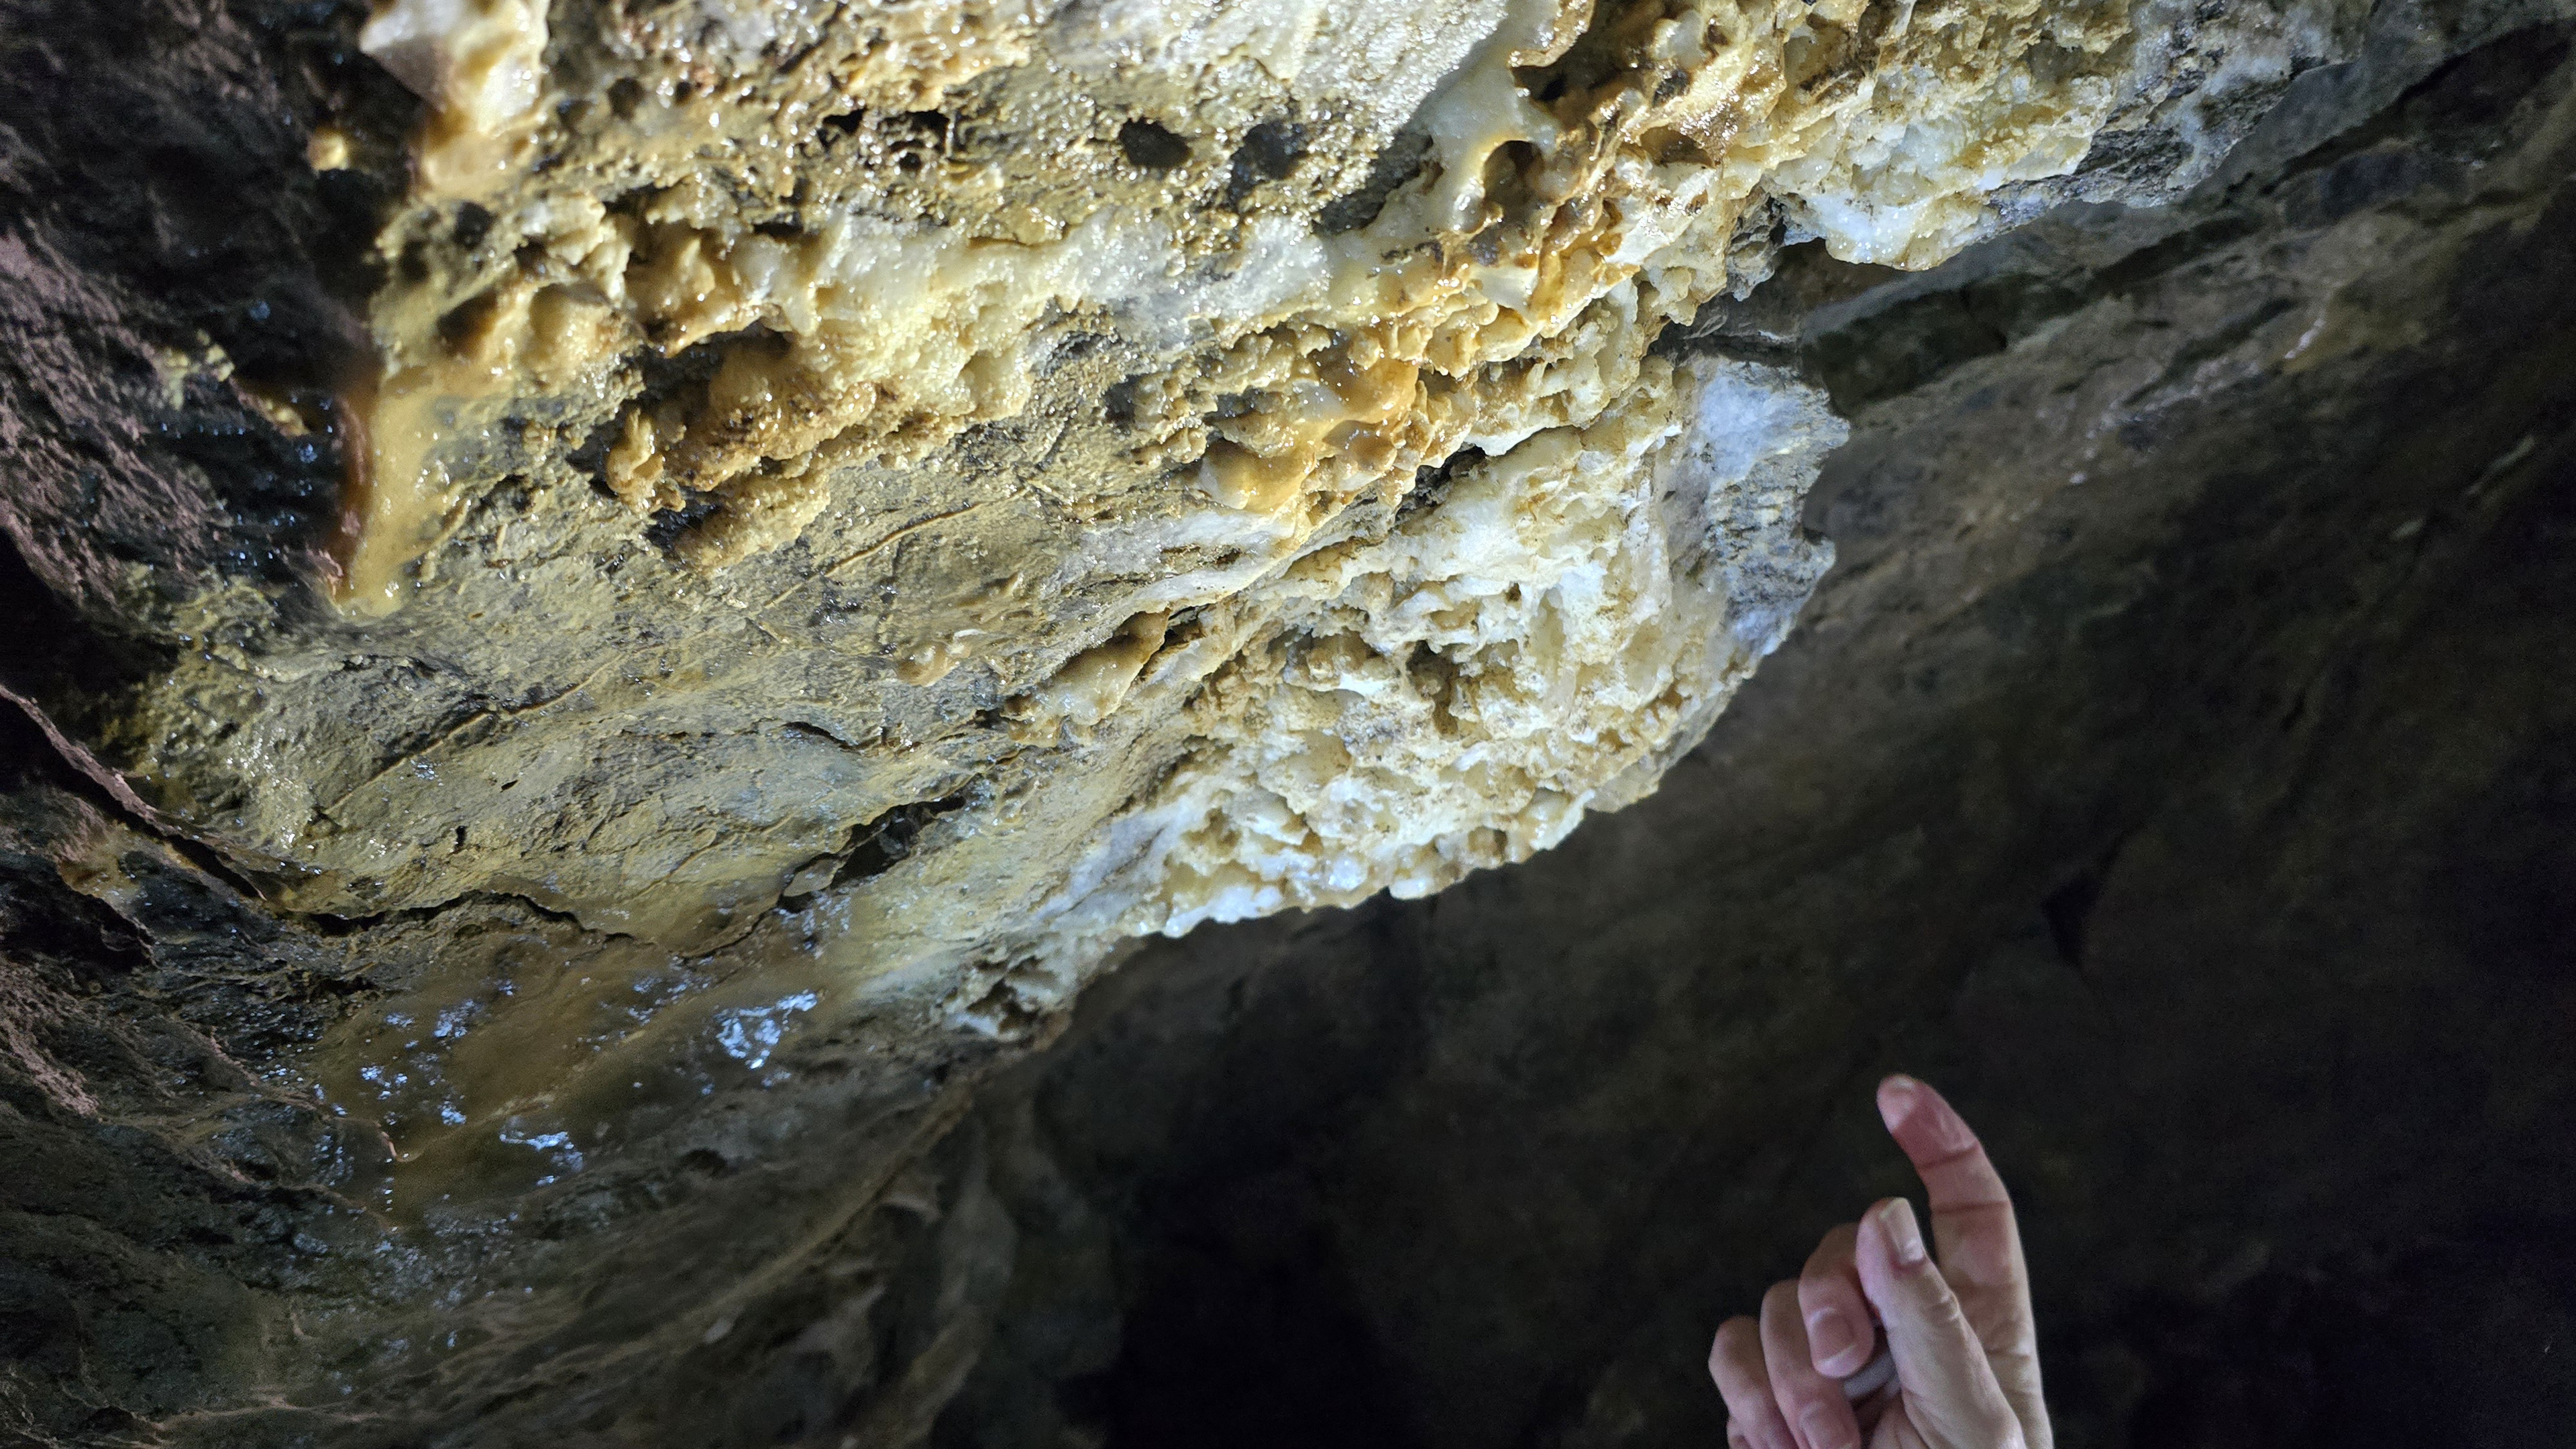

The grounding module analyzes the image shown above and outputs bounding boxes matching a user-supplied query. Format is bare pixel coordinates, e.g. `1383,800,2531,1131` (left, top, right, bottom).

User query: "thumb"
1856,1197,2025,1449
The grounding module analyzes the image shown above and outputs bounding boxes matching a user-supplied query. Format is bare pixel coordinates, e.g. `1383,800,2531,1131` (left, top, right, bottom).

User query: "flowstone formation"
7,0,2235,1161
53,0,2167,1010
7,0,2518,1443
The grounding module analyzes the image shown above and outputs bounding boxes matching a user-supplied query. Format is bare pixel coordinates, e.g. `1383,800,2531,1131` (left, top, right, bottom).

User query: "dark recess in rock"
1316,128,1435,235
1224,119,1308,208
1116,119,1193,172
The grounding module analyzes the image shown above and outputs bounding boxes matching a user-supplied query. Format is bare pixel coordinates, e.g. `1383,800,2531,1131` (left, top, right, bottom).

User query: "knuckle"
1794,1274,1833,1314
1798,1256,1854,1302
1909,1277,1970,1327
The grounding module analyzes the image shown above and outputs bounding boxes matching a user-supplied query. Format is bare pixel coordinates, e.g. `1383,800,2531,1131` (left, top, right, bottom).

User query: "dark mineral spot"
643,494,722,551
451,201,495,251
1225,119,1307,207
1118,119,1192,171
1316,127,1433,235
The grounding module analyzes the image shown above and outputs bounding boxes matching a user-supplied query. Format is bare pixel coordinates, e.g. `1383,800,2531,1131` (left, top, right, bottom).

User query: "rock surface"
5,0,2333,1002
941,18,2576,1446
1,1,2573,1446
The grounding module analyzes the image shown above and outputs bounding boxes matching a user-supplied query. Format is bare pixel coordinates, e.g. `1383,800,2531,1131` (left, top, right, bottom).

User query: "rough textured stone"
7,0,2314,1008
939,19,2576,1448
1,2,2573,1446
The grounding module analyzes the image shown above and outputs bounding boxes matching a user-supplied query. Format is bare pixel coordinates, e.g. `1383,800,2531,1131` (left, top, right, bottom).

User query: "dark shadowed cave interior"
3,4,2575,1448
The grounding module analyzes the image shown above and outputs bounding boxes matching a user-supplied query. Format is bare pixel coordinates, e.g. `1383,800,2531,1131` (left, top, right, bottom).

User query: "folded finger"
1710,1315,1799,1449
1797,1223,1875,1379
1763,1280,1863,1449
1856,1197,2023,1448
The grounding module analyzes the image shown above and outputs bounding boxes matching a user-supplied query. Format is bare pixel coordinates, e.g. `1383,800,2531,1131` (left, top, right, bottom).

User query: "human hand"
1707,1076,2050,1449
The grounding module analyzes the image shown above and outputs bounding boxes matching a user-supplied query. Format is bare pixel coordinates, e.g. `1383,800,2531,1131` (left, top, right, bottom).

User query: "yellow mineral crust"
360,0,553,191
331,0,2125,611
154,0,2132,994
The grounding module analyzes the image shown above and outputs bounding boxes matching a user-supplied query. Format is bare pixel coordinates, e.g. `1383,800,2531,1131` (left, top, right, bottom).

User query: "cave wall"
1,3,2573,1447
938,22,2576,1449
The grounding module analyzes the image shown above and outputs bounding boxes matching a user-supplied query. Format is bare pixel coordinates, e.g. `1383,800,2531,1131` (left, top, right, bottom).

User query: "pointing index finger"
1878,1075,2009,1211
1876,1076,2025,1309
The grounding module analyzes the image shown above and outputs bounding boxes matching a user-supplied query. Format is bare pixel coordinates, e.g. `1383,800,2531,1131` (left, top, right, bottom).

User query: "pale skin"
1709,1076,2050,1449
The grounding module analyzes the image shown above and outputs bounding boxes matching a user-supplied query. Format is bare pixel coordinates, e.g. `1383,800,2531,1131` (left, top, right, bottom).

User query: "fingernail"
1878,1197,1927,1266
1877,1074,1919,1130
1801,1402,1858,1449
1806,1307,1858,1371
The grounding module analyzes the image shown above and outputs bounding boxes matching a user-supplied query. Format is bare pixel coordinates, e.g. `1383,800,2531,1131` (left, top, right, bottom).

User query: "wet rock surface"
2,2,2574,1446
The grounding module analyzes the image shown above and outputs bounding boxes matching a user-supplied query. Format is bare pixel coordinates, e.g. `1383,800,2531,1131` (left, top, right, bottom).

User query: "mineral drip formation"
48,0,2200,1148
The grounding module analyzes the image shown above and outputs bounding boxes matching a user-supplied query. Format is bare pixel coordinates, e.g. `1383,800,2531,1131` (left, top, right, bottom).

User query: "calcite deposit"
0,0,2361,1263
97,0,2155,1019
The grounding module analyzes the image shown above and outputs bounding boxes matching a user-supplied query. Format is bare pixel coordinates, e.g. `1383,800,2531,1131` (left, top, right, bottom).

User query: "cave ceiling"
4,1,2573,1444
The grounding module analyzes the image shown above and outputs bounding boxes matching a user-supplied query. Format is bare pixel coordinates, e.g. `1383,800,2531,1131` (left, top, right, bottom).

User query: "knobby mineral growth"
85,0,2151,1175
